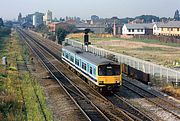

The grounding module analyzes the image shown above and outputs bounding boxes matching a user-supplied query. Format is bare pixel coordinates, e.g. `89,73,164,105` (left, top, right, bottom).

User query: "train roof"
63,45,117,65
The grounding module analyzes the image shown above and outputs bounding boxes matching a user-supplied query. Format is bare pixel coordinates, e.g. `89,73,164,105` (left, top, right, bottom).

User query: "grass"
162,86,180,99
0,30,53,120
68,33,180,47
128,38,180,47
22,74,53,121
132,46,165,51
68,33,180,68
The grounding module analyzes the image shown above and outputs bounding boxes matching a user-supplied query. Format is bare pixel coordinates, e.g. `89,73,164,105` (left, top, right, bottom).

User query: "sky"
1,0,180,20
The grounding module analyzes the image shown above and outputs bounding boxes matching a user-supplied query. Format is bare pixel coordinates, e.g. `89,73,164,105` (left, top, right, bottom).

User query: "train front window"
98,65,120,76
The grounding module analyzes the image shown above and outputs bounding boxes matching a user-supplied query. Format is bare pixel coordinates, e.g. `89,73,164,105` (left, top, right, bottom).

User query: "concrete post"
167,69,169,83
153,64,155,77
160,67,162,81
176,72,178,84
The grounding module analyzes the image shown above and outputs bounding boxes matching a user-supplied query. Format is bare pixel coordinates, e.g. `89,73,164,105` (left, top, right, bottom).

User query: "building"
75,18,122,34
153,21,180,36
43,10,52,25
25,14,33,24
33,12,44,27
18,13,22,23
48,22,62,33
22,22,34,29
75,23,106,34
122,23,154,35
130,19,144,24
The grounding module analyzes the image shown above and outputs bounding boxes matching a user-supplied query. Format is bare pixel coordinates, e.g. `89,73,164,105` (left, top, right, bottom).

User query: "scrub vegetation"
0,30,53,120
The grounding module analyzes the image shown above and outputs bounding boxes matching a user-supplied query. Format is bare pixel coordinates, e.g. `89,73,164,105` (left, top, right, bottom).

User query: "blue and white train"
62,45,122,92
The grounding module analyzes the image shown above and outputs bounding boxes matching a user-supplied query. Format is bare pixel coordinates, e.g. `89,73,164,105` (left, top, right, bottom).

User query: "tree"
0,27,11,37
35,23,49,34
174,10,180,21
56,23,77,44
120,17,135,24
135,15,160,23
0,18,4,27
65,24,76,33
4,21,13,28
56,27,68,44
105,26,113,34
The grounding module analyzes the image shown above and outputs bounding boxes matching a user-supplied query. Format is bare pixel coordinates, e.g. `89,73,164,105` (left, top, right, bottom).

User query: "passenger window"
68,53,70,59
90,66,92,74
70,56,74,62
65,53,68,59
75,58,80,66
82,62,86,71
93,68,96,76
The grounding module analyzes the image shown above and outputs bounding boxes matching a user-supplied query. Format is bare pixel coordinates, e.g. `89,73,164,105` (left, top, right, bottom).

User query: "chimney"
113,19,116,36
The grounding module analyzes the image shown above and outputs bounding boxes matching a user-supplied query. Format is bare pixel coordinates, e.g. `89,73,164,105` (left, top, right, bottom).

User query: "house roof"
125,23,154,29
156,21,180,28
75,23,106,28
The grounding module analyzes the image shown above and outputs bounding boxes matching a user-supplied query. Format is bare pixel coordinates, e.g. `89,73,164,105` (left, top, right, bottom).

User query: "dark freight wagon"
122,64,150,85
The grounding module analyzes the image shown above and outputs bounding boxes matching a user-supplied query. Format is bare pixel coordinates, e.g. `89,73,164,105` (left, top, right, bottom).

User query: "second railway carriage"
62,45,122,92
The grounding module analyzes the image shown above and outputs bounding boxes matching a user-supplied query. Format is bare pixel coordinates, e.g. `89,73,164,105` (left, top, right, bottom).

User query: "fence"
134,35,180,44
64,39,180,85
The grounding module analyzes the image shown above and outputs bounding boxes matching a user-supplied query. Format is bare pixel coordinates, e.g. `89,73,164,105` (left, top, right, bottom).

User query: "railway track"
123,77,180,120
19,29,156,121
18,29,111,121
19,29,180,121
19,28,136,121
105,94,153,121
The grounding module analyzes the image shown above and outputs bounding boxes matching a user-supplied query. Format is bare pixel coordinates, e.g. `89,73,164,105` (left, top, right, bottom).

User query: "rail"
123,77,180,120
18,29,110,121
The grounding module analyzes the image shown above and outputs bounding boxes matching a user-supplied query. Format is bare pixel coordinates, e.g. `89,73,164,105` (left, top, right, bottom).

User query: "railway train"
62,45,122,92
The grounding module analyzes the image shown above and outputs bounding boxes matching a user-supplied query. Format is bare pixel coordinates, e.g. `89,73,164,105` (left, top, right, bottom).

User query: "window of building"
162,28,164,31
177,28,179,31
89,66,92,74
70,56,74,62
132,29,134,32
128,29,131,32
171,28,173,31
137,29,140,32
141,29,143,32
75,58,80,66
82,62,86,71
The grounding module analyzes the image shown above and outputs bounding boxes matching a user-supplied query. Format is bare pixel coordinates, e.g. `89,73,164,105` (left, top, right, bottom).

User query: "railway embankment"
0,30,53,120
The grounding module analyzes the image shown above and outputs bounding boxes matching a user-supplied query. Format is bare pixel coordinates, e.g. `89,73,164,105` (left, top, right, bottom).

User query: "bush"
0,74,7,78
0,27,11,37
8,67,17,71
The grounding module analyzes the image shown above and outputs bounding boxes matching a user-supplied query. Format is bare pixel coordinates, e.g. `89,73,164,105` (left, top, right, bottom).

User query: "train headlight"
99,81,104,84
